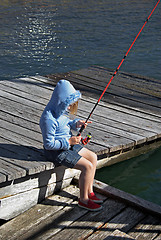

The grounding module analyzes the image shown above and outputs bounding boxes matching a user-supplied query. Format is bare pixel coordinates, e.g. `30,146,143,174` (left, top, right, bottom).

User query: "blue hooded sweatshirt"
39,80,81,151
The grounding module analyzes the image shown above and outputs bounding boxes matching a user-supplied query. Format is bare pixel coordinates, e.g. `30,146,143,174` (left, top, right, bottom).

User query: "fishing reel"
81,132,92,145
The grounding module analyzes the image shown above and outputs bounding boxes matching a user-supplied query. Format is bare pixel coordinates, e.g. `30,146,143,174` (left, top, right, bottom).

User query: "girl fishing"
40,80,103,211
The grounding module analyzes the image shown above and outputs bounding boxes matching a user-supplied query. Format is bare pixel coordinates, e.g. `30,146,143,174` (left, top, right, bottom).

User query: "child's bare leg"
74,157,94,203
78,148,97,194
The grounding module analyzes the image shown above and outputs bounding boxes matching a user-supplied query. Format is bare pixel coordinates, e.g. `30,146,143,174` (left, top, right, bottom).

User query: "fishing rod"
79,0,160,143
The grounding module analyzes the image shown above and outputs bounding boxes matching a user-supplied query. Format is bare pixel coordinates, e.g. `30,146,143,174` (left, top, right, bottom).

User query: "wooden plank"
46,70,161,117
0,167,79,200
0,137,54,174
0,78,52,100
128,215,161,240
0,137,44,156
92,179,161,217
87,207,145,240
0,96,42,123
0,147,48,177
84,115,158,143
0,119,42,146
97,140,161,169
54,73,161,115
78,99,161,134
0,185,80,238
91,65,161,85
51,198,125,240
91,65,161,92
0,89,43,110
0,158,26,181
0,110,40,134
0,173,6,183
65,73,161,111
80,95,161,122
103,229,135,240
155,233,161,240
83,118,149,145
0,118,110,156
0,111,41,134
0,83,49,107
75,66,161,98
0,177,72,221
25,192,106,240
71,66,161,100
2,93,158,150
83,126,135,152
4,74,158,147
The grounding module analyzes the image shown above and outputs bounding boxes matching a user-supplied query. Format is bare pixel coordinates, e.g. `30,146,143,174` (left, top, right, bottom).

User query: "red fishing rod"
79,0,160,142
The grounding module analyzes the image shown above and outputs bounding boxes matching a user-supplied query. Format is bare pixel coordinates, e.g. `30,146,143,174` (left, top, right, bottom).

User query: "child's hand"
76,120,92,129
69,136,81,145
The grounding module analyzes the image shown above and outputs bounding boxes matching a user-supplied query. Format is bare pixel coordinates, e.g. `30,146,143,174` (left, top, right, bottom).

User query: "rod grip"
77,124,85,136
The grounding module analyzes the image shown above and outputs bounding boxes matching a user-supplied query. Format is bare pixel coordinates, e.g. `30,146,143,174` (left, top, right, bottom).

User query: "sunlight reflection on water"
0,0,161,80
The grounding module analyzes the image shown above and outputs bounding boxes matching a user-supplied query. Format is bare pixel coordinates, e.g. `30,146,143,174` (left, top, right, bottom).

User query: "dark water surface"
96,146,161,205
0,0,161,80
0,0,161,204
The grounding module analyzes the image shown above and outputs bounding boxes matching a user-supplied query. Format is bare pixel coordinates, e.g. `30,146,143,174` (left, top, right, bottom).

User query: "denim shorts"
44,144,83,168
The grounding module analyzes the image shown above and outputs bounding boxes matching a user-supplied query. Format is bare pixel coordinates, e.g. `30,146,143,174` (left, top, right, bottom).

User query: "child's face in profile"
67,101,78,115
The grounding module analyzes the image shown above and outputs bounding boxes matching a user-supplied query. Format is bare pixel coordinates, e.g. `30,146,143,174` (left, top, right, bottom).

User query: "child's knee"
91,152,97,166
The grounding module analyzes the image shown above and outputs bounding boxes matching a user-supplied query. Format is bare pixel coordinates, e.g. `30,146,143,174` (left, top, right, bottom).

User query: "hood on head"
47,80,81,118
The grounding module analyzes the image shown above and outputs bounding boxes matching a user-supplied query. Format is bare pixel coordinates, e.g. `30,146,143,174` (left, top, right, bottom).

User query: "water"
96,146,161,205
0,0,161,80
0,0,161,204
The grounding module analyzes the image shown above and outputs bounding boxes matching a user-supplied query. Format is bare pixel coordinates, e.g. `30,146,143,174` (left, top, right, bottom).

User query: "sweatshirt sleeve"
41,119,70,151
68,118,80,131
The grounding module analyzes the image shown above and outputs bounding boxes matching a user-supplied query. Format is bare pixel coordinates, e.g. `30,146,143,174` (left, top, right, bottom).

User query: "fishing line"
79,0,160,136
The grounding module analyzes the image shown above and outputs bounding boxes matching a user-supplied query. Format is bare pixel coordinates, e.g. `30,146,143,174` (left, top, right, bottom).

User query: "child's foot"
78,199,102,211
88,192,103,204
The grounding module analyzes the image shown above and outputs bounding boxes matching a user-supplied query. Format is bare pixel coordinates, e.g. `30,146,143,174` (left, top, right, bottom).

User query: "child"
40,80,103,211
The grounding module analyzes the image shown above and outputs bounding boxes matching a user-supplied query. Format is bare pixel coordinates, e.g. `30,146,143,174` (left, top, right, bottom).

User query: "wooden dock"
0,65,161,222
0,180,161,240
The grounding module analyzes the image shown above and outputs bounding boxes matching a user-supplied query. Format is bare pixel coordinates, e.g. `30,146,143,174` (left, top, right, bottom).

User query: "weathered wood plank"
0,158,26,181
80,95,161,123
2,94,159,150
0,83,49,107
0,177,72,221
0,167,79,199
128,215,161,240
0,97,41,123
82,114,158,143
0,147,48,177
87,207,145,240
0,185,80,238
63,73,161,112
91,66,161,85
0,119,42,146
155,233,161,240
0,89,43,110
73,66,161,98
0,137,44,160
92,179,161,217
0,111,41,134
103,229,135,240
0,173,6,183
90,66,161,94
83,126,135,153
50,73,161,114
71,66,161,99
0,79,52,100
51,198,125,240
78,100,161,134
